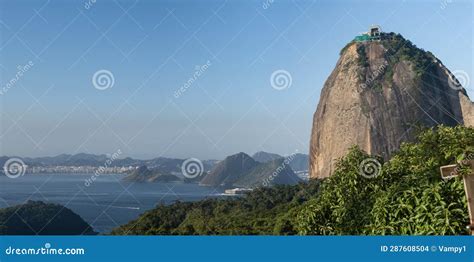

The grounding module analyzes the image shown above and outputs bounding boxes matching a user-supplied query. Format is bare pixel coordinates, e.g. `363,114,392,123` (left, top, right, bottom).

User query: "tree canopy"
112,125,473,236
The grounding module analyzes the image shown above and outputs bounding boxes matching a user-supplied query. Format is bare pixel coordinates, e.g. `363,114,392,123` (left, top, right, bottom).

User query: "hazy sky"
0,0,472,160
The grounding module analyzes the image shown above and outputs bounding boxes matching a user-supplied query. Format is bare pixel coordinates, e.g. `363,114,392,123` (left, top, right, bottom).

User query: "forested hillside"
112,126,473,235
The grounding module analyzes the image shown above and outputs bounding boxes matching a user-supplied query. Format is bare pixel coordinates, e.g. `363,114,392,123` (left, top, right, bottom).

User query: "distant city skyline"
0,0,472,159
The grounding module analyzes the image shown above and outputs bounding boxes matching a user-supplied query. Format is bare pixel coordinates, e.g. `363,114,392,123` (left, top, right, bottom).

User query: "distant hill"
252,151,282,163
143,158,182,173
234,158,301,188
288,153,309,172
0,201,96,235
200,153,258,187
200,152,301,188
123,166,180,183
251,151,309,172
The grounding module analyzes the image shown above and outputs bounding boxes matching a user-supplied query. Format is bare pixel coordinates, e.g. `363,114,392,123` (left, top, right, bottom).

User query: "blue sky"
0,0,472,160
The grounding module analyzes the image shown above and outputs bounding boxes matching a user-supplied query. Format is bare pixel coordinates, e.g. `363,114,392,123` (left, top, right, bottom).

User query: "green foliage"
0,201,96,235
297,125,473,235
112,126,473,236
354,33,437,90
111,182,321,235
381,33,436,80
296,147,382,235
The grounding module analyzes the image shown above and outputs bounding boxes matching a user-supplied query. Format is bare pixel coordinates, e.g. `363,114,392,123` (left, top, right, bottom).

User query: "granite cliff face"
309,34,473,179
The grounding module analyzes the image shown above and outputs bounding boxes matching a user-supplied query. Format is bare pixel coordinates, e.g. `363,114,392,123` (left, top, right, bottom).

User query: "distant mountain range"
0,151,308,172
1,151,308,188
0,154,217,174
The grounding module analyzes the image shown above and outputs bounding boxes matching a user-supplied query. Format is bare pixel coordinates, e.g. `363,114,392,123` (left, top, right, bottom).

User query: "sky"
0,0,472,160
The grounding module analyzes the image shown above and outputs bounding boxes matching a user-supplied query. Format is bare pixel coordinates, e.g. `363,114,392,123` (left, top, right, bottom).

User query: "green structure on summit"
354,25,386,42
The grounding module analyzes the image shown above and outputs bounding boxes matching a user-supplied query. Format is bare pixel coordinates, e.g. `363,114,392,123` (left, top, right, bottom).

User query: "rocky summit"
309,33,474,179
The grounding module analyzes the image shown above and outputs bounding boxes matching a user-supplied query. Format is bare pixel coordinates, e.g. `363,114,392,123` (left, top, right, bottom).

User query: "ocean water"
0,174,226,233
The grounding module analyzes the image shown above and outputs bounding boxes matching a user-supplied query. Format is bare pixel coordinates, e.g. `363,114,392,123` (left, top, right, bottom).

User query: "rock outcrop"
460,94,474,127
309,34,473,178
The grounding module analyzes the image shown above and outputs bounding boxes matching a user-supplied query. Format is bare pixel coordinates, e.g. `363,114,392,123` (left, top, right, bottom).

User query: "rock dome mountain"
309,33,474,178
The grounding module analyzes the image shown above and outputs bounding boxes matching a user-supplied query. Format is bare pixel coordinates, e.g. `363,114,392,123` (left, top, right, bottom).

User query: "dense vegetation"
112,126,473,235
299,125,472,235
381,33,436,76
0,201,96,235
111,181,321,235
